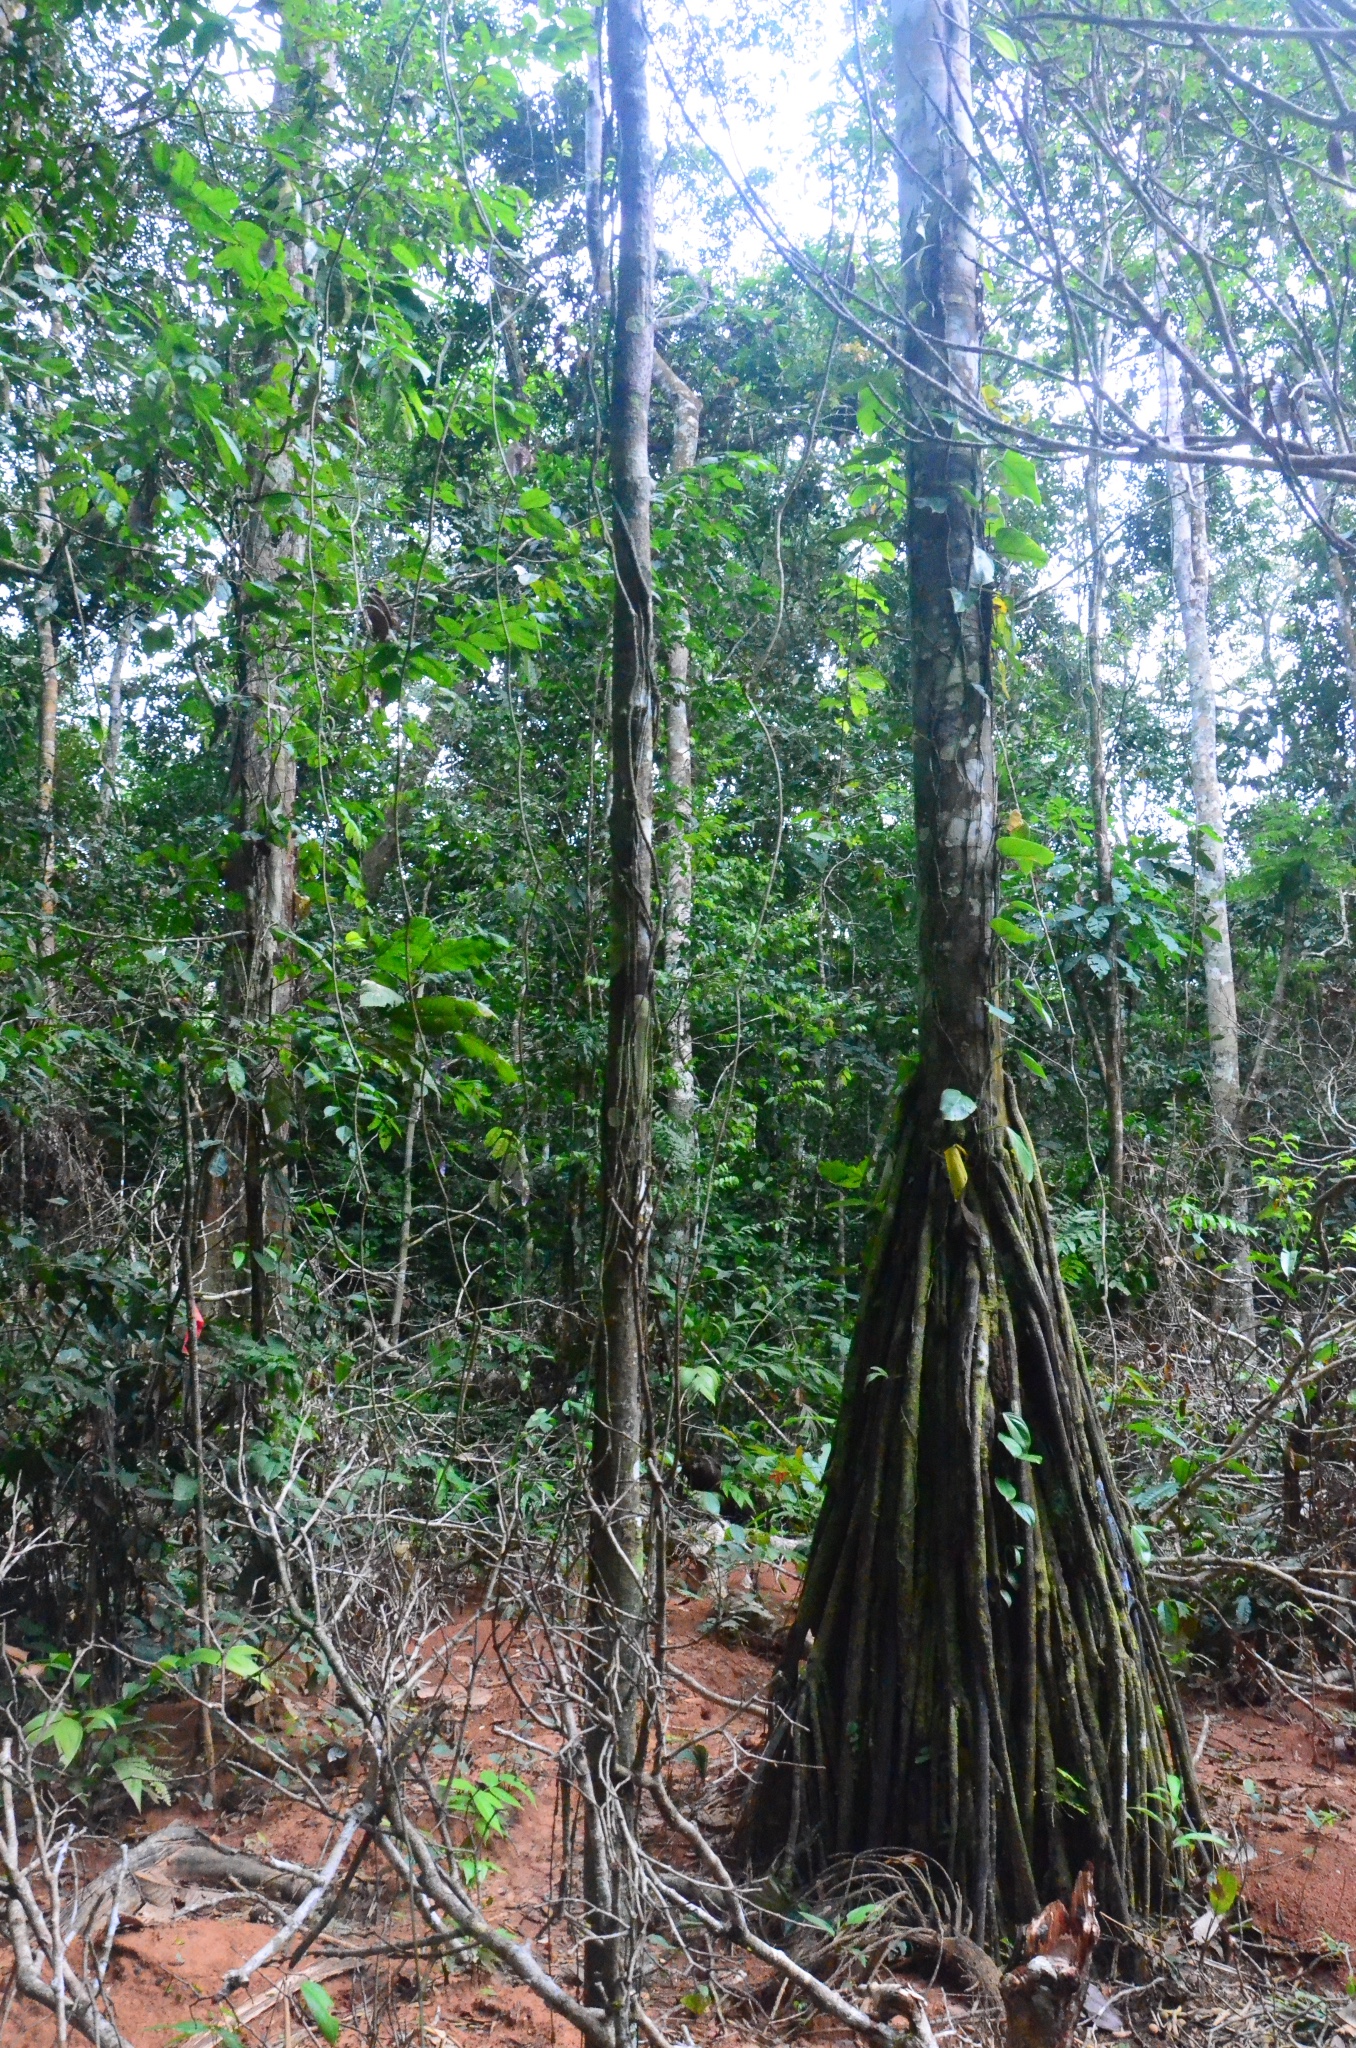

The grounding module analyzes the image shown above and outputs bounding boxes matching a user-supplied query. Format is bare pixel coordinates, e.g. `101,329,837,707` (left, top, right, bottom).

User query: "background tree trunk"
748,0,1200,1938
584,0,655,2035
1083,451,1126,1202
99,615,134,818
654,353,701,1162
35,457,60,959
202,54,320,1333
1159,353,1256,1354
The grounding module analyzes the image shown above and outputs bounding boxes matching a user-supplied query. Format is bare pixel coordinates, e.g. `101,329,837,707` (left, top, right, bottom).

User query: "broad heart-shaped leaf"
997,833,1056,867
996,446,1041,503
939,1088,977,1121
991,524,1048,567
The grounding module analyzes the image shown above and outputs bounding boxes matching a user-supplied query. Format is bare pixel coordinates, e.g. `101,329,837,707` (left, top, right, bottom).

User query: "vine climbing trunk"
1159,351,1255,1355
748,0,1200,1939
584,0,655,2037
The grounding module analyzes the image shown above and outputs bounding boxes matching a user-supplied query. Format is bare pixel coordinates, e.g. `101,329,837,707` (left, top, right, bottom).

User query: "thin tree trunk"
179,1058,216,1805
654,354,701,1156
35,459,59,958
1083,453,1125,1201
748,0,1200,1935
584,0,655,2034
388,1077,421,1347
99,615,134,817
203,49,321,1333
585,9,606,302
1327,544,1356,759
1159,352,1255,1352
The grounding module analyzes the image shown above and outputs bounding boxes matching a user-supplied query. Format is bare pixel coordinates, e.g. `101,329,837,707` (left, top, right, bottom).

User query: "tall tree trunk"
1083,452,1125,1201
35,458,59,959
584,0,655,2035
654,354,701,1160
1159,353,1255,1353
584,8,606,302
1326,543,1356,764
748,0,1199,1937
99,615,134,817
203,54,320,1332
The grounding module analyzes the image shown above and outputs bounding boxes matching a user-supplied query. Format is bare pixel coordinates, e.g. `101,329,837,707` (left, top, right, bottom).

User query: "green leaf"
996,448,1040,502
983,23,1021,61
225,1057,248,1095
455,1032,517,1083
940,1088,977,1121
991,916,1036,943
358,980,405,1009
997,1410,1042,1464
223,1642,264,1678
995,1476,1037,1525
818,1157,870,1189
992,525,1048,567
1005,1125,1036,1183
1207,1867,1242,1915
998,834,1056,867
50,1714,85,1766
207,417,246,478
680,1363,722,1405
299,1982,342,2046
113,1753,171,1812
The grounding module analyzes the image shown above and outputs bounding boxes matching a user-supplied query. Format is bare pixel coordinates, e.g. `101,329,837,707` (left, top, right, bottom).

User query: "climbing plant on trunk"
583,0,656,2035
749,0,1201,1939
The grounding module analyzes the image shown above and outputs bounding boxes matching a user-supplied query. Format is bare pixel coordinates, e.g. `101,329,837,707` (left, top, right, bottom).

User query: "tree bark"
585,0,655,2034
654,353,701,1160
99,614,134,817
203,54,321,1333
584,9,606,302
35,457,59,958
747,0,1200,1938
1083,453,1125,1202
1159,352,1256,1353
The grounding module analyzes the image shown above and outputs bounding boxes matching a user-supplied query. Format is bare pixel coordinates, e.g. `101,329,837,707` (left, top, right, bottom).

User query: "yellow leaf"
1006,809,1025,833
944,1144,969,1199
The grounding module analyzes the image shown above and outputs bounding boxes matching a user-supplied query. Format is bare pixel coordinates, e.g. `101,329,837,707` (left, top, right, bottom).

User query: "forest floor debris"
7,1585,1356,2048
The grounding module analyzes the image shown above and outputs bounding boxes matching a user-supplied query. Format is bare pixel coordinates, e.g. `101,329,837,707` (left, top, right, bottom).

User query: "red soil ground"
8,1569,1356,2048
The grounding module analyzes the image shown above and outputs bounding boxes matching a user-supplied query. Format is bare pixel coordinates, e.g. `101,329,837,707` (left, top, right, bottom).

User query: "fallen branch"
223,1798,379,1992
